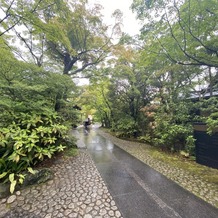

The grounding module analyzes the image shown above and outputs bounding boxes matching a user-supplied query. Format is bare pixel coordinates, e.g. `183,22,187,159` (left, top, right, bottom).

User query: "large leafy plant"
0,43,77,193
0,111,68,193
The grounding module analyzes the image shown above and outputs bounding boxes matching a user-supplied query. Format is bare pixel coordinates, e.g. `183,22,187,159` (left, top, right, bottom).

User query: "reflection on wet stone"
0,149,123,218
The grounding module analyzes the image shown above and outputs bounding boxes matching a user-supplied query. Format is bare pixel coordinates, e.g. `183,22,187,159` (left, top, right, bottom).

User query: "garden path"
0,125,218,218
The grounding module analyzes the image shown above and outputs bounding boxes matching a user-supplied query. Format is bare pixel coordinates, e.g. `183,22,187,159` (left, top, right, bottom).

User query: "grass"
102,128,218,185
143,145,218,185
64,147,79,157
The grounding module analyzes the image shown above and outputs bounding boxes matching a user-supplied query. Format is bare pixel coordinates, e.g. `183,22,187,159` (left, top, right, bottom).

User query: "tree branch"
161,6,218,68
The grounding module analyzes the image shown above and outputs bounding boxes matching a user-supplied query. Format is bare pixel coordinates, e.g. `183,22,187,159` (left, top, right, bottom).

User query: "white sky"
88,0,140,36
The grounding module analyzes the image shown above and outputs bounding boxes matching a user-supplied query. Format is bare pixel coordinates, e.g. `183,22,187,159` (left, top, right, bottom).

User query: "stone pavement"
1,128,217,218
97,129,218,209
0,150,122,218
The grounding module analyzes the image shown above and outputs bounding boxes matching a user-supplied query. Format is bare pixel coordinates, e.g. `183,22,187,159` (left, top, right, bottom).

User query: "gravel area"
97,129,218,208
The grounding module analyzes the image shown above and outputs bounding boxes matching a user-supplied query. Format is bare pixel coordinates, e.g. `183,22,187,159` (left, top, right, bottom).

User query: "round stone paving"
0,150,123,218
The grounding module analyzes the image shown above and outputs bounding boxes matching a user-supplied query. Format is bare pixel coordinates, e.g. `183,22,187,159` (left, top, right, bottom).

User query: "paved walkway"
97,129,218,209
0,126,217,218
0,150,122,218
82,127,218,218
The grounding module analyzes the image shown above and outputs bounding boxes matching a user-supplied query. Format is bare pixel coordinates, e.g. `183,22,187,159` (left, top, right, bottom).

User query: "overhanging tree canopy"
132,0,218,68
44,2,113,75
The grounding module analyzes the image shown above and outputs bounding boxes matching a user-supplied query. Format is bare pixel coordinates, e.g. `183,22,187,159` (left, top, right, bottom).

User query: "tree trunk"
63,53,77,75
209,67,213,97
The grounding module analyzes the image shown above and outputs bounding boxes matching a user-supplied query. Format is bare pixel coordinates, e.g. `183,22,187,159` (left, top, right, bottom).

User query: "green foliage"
64,147,78,157
185,135,196,156
143,100,194,152
111,117,138,138
153,122,193,151
198,97,218,116
0,111,68,193
192,97,218,134
42,1,111,75
206,112,218,135
138,134,152,144
58,101,81,128
132,0,218,68
78,78,113,128
0,41,78,124
0,37,78,193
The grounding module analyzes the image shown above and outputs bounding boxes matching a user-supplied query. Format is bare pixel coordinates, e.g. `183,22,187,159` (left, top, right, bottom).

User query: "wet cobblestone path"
0,150,122,218
1,126,218,218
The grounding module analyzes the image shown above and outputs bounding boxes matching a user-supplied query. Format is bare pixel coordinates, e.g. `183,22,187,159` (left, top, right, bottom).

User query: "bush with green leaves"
193,97,218,134
111,116,138,138
58,102,81,128
0,111,69,193
153,121,193,152
185,135,196,156
0,49,79,193
206,112,218,135
147,101,194,152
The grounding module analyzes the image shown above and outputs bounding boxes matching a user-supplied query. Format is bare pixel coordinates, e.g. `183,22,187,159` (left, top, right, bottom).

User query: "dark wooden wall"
194,130,218,169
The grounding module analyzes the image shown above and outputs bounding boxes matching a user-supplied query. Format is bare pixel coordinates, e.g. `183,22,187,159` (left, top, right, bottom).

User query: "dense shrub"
140,101,195,153
58,102,81,128
0,111,70,193
195,98,218,134
0,49,79,193
153,122,193,151
111,116,138,138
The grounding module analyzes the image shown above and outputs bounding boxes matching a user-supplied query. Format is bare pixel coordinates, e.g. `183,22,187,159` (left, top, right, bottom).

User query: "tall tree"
1,0,113,74
0,0,67,67
132,0,218,68
44,1,113,75
0,0,63,36
78,76,112,127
